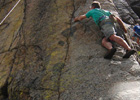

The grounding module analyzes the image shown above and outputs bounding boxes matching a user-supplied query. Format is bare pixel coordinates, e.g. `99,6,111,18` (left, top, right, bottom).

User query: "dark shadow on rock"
61,26,77,38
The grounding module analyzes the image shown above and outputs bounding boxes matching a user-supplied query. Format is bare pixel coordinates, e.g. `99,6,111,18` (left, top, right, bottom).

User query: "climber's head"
91,1,101,9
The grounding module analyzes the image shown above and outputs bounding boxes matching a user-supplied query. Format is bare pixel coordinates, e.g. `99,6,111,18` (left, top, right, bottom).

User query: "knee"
102,38,106,45
102,38,110,46
109,35,115,41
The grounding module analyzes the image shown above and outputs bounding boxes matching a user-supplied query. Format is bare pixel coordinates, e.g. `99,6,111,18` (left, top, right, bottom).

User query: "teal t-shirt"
86,8,111,25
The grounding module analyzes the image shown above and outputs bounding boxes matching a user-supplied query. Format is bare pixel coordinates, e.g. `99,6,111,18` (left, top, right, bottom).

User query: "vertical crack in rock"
7,49,19,94
7,45,45,99
0,0,27,99
57,0,76,100
20,0,27,46
0,49,18,99
8,0,27,50
54,63,65,100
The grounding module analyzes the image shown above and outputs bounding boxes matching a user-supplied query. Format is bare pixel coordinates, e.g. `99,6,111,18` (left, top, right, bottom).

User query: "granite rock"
0,0,140,100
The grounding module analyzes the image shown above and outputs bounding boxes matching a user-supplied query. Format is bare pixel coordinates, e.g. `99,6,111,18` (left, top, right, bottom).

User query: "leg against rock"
109,34,131,50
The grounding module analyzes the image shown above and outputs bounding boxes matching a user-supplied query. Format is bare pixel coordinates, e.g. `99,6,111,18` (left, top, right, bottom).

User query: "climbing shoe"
104,48,116,59
123,49,136,58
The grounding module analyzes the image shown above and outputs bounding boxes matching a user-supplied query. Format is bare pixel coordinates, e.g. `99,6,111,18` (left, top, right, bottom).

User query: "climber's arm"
109,15,127,33
74,14,86,22
115,16,127,33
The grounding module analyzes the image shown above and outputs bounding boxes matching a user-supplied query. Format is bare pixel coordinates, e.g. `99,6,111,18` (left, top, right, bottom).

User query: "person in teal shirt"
74,1,136,59
86,7,111,26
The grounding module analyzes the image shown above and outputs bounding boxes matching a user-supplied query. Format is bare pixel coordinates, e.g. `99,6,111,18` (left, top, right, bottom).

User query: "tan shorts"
99,18,116,39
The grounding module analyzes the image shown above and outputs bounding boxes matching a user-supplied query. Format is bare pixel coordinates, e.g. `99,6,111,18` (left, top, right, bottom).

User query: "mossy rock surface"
0,0,140,100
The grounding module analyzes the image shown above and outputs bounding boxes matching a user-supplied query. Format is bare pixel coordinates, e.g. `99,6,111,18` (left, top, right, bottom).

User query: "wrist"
74,17,79,22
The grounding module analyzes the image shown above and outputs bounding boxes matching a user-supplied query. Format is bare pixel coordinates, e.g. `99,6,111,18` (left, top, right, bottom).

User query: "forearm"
116,17,127,33
74,15,86,22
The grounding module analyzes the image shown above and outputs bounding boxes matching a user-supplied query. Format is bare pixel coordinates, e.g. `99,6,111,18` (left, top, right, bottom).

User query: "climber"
74,1,136,59
132,25,140,45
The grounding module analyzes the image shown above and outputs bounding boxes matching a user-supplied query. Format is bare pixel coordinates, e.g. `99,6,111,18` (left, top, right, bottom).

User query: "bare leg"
102,37,116,59
109,34,131,50
102,37,113,50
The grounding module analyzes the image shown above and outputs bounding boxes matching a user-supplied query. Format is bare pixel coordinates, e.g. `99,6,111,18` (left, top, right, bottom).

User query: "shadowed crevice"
0,81,8,99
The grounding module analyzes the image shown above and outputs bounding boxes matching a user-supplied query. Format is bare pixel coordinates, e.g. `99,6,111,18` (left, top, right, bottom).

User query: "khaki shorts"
99,18,116,39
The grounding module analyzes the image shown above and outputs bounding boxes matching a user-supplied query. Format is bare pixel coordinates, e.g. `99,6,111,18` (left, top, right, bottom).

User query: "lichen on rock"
0,0,140,100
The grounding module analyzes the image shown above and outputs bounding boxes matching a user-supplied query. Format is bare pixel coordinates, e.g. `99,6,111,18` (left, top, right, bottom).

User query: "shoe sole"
123,50,136,58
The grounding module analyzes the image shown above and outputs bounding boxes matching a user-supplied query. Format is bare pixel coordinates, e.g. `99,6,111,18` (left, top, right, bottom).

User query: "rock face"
113,0,140,25
126,0,140,18
0,0,140,100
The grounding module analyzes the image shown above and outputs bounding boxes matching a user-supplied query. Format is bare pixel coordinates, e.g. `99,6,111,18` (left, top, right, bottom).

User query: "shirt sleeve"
103,10,111,16
86,11,91,18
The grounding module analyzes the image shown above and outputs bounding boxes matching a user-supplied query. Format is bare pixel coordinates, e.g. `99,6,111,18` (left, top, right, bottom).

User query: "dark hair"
92,1,101,8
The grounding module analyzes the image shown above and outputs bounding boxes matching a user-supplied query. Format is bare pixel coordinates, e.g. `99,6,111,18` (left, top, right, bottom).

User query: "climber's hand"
74,17,79,22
